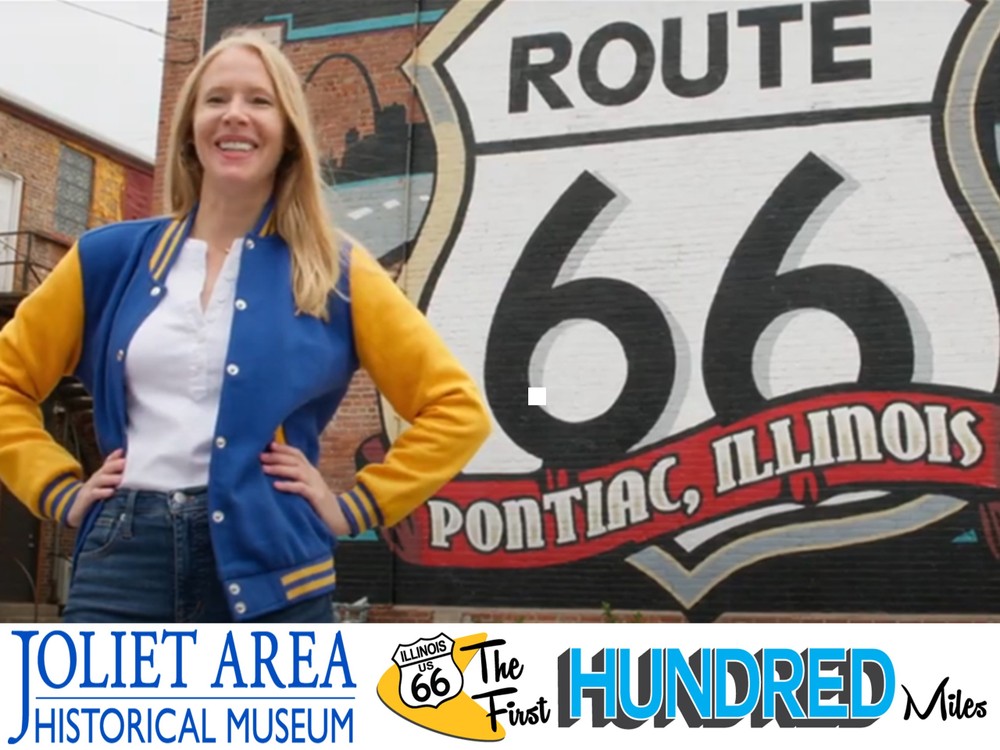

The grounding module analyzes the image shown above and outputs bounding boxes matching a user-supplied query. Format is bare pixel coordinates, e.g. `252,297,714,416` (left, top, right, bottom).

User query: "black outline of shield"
392,633,462,709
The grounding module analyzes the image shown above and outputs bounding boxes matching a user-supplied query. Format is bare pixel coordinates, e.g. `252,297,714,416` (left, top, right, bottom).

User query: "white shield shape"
391,0,1000,608
392,634,463,709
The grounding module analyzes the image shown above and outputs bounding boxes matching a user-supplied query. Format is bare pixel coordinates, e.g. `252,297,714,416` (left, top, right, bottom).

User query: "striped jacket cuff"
336,483,384,536
280,558,336,602
40,474,84,527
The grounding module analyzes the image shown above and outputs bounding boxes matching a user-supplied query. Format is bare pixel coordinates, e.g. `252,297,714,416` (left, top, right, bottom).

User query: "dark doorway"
0,488,39,601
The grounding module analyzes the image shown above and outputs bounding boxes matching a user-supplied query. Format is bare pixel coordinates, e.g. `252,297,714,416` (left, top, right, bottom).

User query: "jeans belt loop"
121,489,137,539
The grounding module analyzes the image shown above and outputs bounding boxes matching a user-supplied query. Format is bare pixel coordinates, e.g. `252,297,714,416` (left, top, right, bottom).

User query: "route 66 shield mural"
364,0,1000,615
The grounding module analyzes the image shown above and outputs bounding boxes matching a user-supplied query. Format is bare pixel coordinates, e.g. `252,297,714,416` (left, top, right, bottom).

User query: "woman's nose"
222,98,249,124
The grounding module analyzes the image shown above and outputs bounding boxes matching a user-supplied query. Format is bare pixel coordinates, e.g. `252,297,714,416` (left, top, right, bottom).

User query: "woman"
0,31,491,622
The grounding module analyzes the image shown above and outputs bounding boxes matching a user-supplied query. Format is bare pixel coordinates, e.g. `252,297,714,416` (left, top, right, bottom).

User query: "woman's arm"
0,245,88,525
334,246,491,535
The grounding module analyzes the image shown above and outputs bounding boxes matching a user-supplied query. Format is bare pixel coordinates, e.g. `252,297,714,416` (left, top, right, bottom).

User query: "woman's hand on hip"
261,442,350,536
68,448,125,528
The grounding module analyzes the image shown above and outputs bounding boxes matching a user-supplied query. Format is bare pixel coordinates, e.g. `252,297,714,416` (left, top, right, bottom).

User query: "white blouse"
120,237,243,491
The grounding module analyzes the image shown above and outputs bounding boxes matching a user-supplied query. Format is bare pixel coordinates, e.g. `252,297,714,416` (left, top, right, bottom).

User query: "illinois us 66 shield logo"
379,632,549,741
392,634,462,709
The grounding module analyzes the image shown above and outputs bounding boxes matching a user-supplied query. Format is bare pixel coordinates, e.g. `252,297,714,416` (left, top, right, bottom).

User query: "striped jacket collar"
148,197,278,282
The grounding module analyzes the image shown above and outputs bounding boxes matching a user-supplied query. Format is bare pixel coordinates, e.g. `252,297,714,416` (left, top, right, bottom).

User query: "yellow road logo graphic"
378,632,507,741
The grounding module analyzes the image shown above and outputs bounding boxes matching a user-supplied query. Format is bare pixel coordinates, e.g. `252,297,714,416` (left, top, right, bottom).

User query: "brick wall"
0,103,154,280
0,109,60,240
152,0,202,213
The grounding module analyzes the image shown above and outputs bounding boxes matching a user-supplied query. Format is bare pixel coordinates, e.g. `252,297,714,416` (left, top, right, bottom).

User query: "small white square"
527,387,546,406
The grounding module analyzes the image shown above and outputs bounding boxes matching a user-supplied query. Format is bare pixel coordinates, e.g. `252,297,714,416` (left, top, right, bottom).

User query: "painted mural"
206,0,1000,618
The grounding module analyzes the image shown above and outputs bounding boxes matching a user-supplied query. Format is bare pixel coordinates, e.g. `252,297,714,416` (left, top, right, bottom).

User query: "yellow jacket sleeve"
335,246,491,533
0,245,86,525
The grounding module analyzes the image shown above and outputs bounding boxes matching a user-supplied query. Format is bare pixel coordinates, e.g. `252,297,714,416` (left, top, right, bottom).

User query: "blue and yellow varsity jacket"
0,205,491,620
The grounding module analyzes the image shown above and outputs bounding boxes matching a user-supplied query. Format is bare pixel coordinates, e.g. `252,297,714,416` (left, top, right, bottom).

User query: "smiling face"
191,45,287,200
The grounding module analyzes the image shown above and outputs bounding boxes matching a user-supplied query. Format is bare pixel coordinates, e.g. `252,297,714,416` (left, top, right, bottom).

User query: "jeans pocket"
77,499,127,560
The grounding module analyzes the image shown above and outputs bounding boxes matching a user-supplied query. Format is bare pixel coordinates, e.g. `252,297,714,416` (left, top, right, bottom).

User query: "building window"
54,145,93,237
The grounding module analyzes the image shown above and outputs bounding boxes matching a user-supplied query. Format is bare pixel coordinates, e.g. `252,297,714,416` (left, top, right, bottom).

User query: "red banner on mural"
376,391,999,568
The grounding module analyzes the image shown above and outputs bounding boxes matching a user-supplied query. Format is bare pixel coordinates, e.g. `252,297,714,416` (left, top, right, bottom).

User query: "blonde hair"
164,30,341,320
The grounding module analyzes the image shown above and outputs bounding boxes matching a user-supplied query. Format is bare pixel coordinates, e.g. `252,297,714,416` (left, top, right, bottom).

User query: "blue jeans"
62,488,335,623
